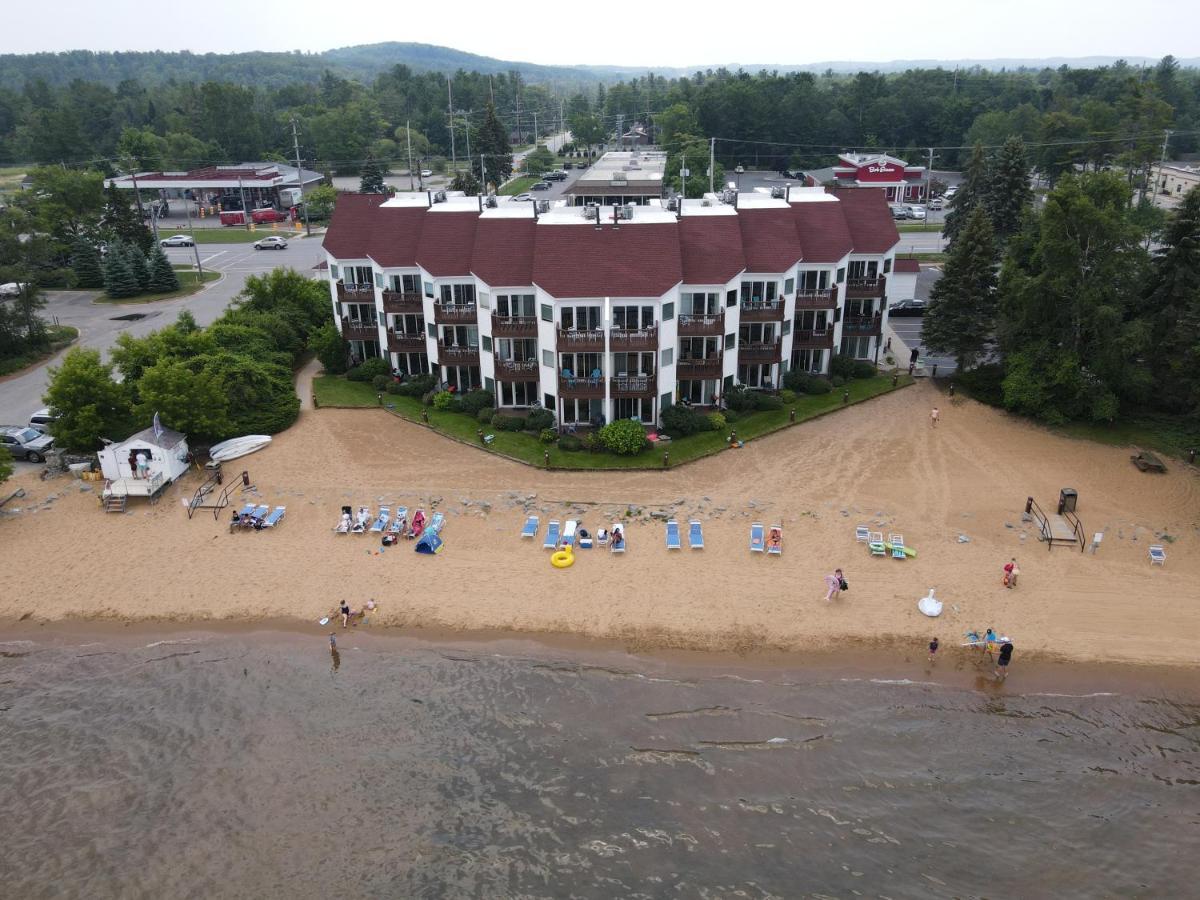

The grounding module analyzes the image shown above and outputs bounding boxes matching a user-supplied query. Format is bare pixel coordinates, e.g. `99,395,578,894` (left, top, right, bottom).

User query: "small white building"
99,425,191,500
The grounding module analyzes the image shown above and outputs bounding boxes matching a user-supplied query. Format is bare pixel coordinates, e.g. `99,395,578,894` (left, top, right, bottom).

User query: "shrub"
385,381,404,394
491,413,526,431
780,389,797,404
347,357,389,382
831,375,846,387
539,428,558,444
397,374,436,397
830,354,857,380
372,374,391,392
558,434,583,452
723,409,740,423
477,406,495,423
421,389,438,406
724,385,759,412
459,389,494,416
755,393,784,411
432,390,455,410
782,369,807,392
662,404,709,436
802,377,833,395
582,432,601,453
852,360,877,380
707,412,727,432
525,407,555,432
598,418,647,455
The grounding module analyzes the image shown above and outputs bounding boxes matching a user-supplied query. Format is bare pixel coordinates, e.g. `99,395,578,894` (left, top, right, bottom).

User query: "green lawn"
160,227,308,245
314,374,913,470
498,176,539,196
897,252,946,263
1055,416,1200,462
0,325,78,376
95,269,220,304
896,223,942,232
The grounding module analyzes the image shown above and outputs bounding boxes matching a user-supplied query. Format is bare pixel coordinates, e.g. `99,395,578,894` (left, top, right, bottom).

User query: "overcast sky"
2,0,1195,66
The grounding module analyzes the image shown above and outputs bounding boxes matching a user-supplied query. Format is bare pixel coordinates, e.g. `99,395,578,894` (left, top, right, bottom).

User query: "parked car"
531,182,552,191
511,193,532,202
251,207,286,224
28,408,57,433
0,282,30,296
906,205,927,220
889,300,927,317
420,169,433,178
562,162,575,169
542,171,568,181
253,236,289,250
928,197,945,210
890,205,911,220
0,425,54,462
160,234,194,248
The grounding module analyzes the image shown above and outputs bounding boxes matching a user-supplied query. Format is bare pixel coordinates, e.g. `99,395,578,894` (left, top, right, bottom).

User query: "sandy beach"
2,380,1198,667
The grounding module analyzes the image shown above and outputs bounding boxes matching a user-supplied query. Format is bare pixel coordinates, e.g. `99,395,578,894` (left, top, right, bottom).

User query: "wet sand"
2,381,1198,667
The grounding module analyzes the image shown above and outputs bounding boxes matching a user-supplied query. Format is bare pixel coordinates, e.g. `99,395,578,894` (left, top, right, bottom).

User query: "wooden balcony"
610,373,657,398
556,327,605,352
846,276,886,298
794,289,837,309
494,358,540,382
739,300,785,322
558,374,605,399
340,317,379,341
791,327,835,349
437,343,480,366
738,340,783,364
336,281,375,302
677,313,724,336
842,315,883,336
491,315,538,338
609,325,659,351
382,291,424,314
433,303,479,325
387,331,426,353
676,356,723,378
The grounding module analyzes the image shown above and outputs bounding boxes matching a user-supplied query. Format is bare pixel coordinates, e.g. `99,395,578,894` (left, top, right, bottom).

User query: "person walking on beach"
340,600,351,628
823,568,844,602
1003,558,1020,588
928,637,939,661
930,406,940,428
994,642,1014,681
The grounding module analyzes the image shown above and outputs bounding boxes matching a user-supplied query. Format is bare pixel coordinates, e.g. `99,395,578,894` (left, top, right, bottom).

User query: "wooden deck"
103,473,166,498
1047,514,1079,543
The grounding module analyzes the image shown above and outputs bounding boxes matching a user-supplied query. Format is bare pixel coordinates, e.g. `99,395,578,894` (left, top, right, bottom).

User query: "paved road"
0,238,327,427
885,267,957,375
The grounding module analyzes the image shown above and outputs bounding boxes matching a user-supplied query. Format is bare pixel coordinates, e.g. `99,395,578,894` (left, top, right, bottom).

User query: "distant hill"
0,43,1192,90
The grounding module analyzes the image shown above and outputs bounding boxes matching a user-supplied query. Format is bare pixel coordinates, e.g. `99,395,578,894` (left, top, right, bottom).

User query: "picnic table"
1130,450,1166,473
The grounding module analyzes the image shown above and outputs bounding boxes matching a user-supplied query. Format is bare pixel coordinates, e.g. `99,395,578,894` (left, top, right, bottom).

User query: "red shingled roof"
472,217,536,287
366,205,426,267
323,193,388,260
828,188,900,254
134,166,281,182
532,223,682,298
791,201,854,263
678,216,745,284
415,212,479,276
737,207,803,273
893,258,921,273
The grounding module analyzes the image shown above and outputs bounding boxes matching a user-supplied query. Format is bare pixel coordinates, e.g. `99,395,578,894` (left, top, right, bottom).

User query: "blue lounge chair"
868,531,886,557
543,520,560,549
689,520,704,550
521,515,539,538
252,504,268,521
238,502,256,518
1149,544,1166,565
750,522,765,552
767,524,783,555
889,533,907,559
370,506,390,533
665,519,681,550
389,506,408,534
610,521,626,554
262,506,286,528
428,511,445,534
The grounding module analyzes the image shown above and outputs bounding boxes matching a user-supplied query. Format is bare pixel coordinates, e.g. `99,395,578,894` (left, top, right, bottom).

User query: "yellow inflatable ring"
550,549,575,568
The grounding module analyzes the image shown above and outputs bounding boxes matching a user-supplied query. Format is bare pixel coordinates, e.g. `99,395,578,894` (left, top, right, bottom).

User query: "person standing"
823,568,844,602
340,600,351,628
928,637,939,662
135,450,149,479
930,406,940,427
1004,558,1020,588
994,642,1014,681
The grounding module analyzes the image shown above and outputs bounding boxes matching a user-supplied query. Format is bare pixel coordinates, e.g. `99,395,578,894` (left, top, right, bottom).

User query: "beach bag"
839,577,849,591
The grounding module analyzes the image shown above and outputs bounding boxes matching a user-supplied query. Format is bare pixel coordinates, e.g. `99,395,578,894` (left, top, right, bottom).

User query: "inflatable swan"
918,588,942,617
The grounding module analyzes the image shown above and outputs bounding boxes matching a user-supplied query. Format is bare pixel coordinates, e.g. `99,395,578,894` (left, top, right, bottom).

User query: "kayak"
884,542,918,558
209,435,272,462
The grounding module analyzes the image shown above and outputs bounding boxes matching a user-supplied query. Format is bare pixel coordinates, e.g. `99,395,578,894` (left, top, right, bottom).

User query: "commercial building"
807,153,927,203
1151,162,1199,200
322,183,900,428
565,150,667,206
106,163,325,211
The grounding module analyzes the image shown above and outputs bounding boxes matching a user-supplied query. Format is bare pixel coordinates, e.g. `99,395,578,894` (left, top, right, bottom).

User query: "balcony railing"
382,291,424,314
558,374,606,399
336,281,375,301
340,317,379,340
609,325,659,351
433,303,479,325
846,276,886,298
737,340,783,363
842,315,883,336
387,330,426,353
610,372,657,398
494,358,539,381
676,356,723,378
678,313,724,336
556,327,605,352
437,343,480,365
491,315,538,338
791,327,834,348
794,289,837,309
739,300,785,322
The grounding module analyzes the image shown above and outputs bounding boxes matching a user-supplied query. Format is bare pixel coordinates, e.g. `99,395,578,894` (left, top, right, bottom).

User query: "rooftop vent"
666,197,679,212
770,186,786,199
485,194,498,208
433,190,447,203
583,204,600,221
536,200,550,214
616,205,634,220
720,189,737,205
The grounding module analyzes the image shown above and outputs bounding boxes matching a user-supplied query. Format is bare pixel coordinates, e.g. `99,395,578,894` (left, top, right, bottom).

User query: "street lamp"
734,164,745,192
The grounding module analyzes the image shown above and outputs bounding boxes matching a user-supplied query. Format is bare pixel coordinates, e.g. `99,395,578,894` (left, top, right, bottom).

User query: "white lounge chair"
868,531,886,557
353,507,370,533
562,519,578,548
689,520,704,550
855,524,870,542
1149,544,1166,566
665,519,681,550
610,522,626,554
888,533,906,559
767,524,783,555
543,520,560,550
370,506,390,533
389,506,408,534
521,515,539,538
262,506,286,528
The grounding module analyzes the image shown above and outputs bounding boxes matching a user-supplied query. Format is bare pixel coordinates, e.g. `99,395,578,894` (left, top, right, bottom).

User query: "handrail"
1026,496,1085,552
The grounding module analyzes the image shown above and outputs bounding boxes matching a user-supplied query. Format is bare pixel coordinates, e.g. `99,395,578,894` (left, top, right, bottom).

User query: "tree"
523,144,556,176
922,207,998,372
392,125,431,159
102,182,152,252
43,348,133,450
238,267,331,343
359,152,388,193
116,126,167,170
1143,188,1200,414
196,351,299,435
0,445,11,485
471,102,512,190
310,321,349,374
147,244,179,293
135,359,228,440
944,143,989,243
655,103,699,151
304,184,337,221
665,136,724,199
102,243,140,298
568,112,607,156
69,236,105,289
28,167,105,245
448,170,481,195
126,243,151,292
598,418,647,455
987,136,1032,243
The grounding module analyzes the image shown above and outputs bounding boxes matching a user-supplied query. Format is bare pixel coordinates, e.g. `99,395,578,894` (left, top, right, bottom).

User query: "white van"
28,407,56,433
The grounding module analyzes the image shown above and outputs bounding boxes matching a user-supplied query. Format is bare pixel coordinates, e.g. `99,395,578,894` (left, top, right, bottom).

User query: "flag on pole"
152,412,164,440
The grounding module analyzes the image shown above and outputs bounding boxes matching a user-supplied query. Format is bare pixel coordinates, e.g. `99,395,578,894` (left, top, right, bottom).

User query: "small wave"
143,639,202,649
1026,692,1119,699
0,640,35,647
867,678,940,687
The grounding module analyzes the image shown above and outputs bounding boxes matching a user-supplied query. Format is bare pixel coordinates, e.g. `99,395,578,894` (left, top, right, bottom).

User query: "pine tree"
471,102,513,191
1144,188,1200,413
126,244,151,292
148,244,180,293
358,153,387,193
102,182,152,252
69,236,105,289
944,143,990,243
988,136,1032,243
103,243,140,298
922,206,999,372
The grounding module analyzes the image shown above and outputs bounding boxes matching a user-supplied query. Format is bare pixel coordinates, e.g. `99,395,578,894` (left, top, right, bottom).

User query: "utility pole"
406,121,415,191
681,163,688,201
514,72,521,145
447,77,456,169
291,117,311,236
129,171,146,223
926,146,937,204
710,137,716,194
533,111,539,145
481,154,487,195
1152,128,1172,203
463,114,471,167
237,176,250,230
559,98,565,140
185,198,204,279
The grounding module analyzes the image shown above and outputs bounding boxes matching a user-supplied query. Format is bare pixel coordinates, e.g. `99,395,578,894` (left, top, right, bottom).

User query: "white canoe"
209,435,272,462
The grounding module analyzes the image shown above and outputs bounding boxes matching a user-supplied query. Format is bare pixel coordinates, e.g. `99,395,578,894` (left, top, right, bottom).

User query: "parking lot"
885,267,957,375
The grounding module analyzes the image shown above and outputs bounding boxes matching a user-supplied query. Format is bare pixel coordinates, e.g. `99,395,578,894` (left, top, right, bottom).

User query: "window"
544,393,554,409
662,302,674,321
424,281,434,298
540,303,552,322
726,289,737,307
498,294,535,317
561,305,601,330
482,335,492,353
374,272,384,288
798,270,830,291
402,274,421,294
784,277,794,295
661,348,673,367
479,292,490,310
836,267,845,284
330,264,339,280
661,392,673,411
724,332,735,350
485,377,494,392
681,292,719,316
501,381,539,406
883,258,892,274
542,349,554,368
613,304,654,329
782,320,791,336
740,281,777,305
427,322,437,338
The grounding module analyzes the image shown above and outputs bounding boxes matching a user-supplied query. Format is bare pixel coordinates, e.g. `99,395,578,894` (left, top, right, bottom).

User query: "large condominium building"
322,184,901,428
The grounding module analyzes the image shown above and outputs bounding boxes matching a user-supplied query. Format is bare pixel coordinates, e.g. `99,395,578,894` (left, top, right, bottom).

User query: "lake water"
2,626,1196,898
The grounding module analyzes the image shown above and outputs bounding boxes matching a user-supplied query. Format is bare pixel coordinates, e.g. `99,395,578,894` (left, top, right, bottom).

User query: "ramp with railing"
1026,496,1085,552
187,468,231,520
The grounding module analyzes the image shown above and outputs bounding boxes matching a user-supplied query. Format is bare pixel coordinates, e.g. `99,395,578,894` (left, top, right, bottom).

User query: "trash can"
1058,488,1078,515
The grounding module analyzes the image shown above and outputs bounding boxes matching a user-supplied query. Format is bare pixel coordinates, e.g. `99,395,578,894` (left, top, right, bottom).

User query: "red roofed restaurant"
323,184,904,428
824,153,927,203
